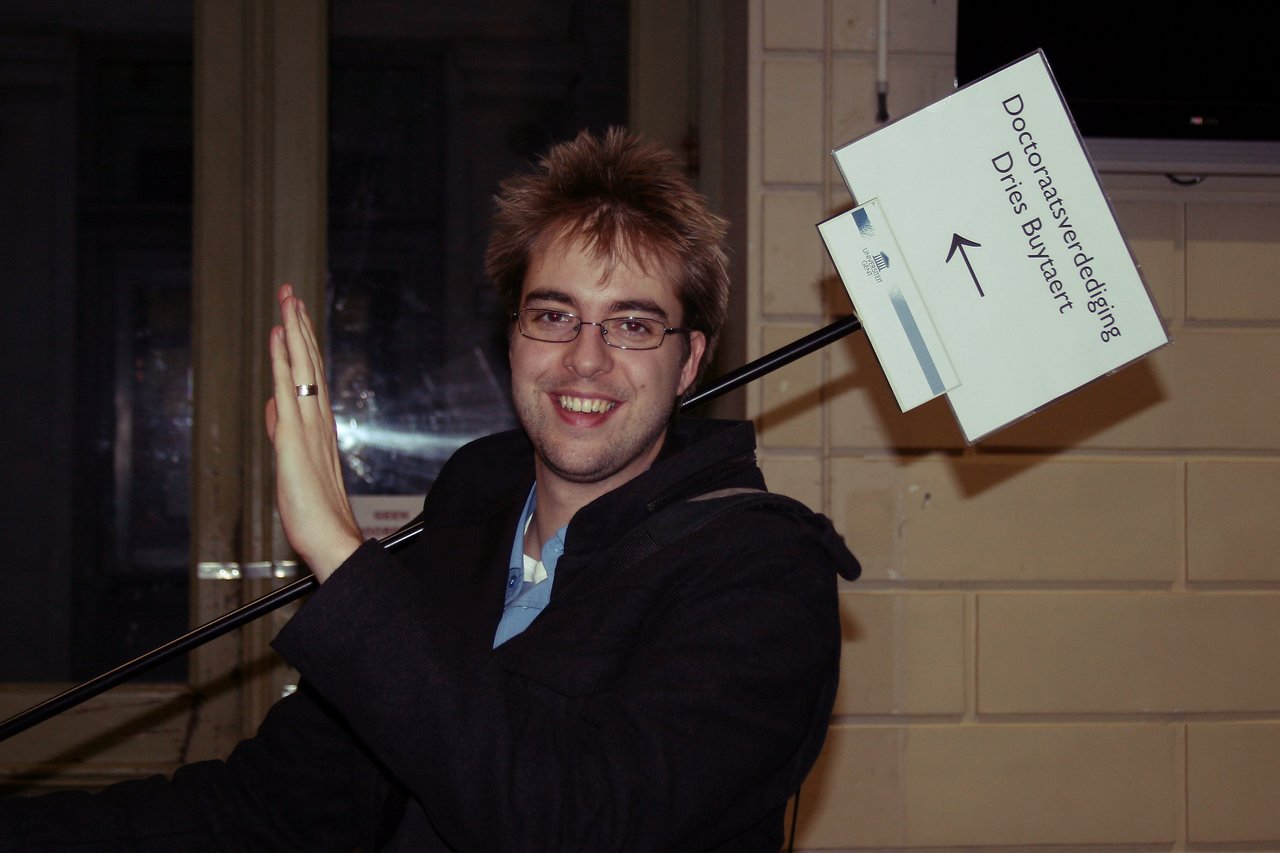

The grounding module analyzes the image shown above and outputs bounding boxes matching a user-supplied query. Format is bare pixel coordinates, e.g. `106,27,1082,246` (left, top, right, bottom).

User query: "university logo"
861,248,889,283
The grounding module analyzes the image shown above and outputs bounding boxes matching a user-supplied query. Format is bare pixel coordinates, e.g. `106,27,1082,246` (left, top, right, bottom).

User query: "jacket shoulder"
419,430,533,524
667,489,862,582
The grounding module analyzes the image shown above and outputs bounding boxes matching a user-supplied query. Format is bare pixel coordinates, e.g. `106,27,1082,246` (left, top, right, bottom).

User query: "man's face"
510,236,706,495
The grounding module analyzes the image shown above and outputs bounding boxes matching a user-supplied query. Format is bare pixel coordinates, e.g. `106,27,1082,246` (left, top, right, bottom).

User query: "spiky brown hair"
485,127,729,381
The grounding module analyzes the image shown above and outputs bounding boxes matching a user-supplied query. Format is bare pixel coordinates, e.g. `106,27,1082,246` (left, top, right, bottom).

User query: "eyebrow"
522,289,671,322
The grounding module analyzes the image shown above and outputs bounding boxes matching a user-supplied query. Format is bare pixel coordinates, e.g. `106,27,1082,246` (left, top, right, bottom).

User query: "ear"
676,330,707,397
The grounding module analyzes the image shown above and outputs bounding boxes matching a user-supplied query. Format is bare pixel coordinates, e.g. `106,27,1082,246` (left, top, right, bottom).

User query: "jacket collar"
426,418,761,549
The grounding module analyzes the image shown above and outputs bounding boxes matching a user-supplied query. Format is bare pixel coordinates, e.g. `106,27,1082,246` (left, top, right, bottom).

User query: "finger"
281,294,317,385
291,298,345,482
280,297,325,421
269,324,302,428
274,282,299,382
294,297,332,411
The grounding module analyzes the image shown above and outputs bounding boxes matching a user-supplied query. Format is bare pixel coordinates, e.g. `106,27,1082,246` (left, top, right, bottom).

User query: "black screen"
956,3,1280,142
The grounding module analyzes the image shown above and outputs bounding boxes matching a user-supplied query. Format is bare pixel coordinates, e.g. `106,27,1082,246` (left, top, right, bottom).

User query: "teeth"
559,395,616,413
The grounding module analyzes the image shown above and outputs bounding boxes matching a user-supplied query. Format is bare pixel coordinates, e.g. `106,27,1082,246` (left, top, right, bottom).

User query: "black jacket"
2,418,859,851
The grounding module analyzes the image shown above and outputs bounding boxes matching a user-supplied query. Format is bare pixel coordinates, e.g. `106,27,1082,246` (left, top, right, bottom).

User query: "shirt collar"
507,484,568,586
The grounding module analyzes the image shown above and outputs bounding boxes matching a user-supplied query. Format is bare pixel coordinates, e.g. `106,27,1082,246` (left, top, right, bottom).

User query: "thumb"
265,397,278,442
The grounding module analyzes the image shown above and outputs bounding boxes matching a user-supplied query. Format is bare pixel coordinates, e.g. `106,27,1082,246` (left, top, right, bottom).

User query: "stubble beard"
515,381,673,486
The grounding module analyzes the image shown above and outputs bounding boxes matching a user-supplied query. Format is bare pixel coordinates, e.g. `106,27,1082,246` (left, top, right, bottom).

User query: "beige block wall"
746,1,1280,848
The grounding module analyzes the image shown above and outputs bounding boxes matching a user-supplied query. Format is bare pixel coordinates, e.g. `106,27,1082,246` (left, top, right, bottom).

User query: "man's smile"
557,394,617,414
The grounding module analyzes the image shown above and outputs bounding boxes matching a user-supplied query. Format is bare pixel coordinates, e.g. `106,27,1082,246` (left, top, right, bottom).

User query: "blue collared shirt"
493,486,566,647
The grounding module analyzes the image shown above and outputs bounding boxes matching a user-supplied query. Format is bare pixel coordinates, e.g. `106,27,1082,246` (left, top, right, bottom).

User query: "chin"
541,449,631,485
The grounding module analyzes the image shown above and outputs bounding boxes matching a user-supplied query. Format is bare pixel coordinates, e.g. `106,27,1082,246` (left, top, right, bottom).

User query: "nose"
563,321,613,378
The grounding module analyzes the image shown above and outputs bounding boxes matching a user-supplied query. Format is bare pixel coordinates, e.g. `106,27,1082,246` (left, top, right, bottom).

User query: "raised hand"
265,283,364,582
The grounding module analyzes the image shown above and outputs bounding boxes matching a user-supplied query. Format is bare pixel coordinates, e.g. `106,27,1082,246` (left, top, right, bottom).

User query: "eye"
610,317,661,341
530,310,575,328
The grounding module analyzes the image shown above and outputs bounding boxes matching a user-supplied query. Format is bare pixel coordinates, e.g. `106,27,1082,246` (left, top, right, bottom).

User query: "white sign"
830,51,1169,442
349,494,425,541
819,199,958,411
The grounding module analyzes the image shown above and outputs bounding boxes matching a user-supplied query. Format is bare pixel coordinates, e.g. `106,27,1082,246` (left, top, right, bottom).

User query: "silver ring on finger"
295,384,319,397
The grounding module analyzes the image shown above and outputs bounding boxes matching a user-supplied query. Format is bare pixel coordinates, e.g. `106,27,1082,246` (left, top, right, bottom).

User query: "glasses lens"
520,309,579,342
601,317,664,349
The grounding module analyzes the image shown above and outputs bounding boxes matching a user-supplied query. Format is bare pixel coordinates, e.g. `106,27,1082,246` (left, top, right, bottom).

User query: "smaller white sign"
819,199,958,411
349,494,425,541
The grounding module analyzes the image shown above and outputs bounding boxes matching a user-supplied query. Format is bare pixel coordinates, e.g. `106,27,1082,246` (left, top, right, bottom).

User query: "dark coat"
1,418,859,851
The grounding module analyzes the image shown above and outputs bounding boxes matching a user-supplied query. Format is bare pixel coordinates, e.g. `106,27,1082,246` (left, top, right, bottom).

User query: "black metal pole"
680,314,862,411
0,314,861,743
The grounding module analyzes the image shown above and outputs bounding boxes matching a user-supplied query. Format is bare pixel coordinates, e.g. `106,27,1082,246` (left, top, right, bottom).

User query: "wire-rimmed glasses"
513,308,688,351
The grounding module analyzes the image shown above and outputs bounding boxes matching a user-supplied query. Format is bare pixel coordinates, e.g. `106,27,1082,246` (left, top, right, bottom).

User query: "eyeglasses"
513,308,689,351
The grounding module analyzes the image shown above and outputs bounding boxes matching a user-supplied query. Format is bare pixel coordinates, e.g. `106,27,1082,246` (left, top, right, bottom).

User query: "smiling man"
510,245,702,491
2,129,859,852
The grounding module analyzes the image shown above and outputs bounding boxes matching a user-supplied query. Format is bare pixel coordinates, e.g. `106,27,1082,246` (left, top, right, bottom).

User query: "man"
2,129,859,850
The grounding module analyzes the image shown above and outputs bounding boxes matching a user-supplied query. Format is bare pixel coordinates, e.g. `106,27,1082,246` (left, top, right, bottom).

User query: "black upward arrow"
946,233,984,297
